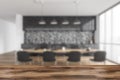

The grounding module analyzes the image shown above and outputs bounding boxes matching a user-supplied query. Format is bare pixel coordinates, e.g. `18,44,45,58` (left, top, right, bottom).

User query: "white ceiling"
0,0,120,22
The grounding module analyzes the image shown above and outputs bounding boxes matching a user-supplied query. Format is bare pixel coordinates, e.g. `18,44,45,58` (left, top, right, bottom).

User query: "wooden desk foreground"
0,65,120,80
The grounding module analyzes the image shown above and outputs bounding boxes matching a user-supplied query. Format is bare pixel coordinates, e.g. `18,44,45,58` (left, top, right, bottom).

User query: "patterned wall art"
25,30,92,45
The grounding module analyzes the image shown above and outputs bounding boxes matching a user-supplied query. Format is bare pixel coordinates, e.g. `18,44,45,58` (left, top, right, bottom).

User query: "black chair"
67,51,81,62
91,51,106,64
17,51,32,64
42,51,56,65
94,51,106,61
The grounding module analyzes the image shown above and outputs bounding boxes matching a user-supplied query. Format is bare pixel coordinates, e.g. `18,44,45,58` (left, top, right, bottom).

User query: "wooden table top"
0,65,120,79
24,49,98,53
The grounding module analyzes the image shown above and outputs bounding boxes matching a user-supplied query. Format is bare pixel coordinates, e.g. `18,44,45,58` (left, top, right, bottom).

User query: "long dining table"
23,48,98,54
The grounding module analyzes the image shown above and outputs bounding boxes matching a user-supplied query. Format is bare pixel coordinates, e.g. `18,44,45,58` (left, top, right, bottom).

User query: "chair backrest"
67,51,81,62
17,51,31,62
43,51,56,62
94,51,106,61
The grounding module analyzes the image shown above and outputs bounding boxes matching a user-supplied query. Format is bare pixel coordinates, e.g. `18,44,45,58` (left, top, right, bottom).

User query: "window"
99,4,120,64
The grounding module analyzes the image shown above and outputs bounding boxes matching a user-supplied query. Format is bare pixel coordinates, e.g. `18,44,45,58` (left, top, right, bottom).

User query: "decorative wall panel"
22,16,97,49
25,30,92,44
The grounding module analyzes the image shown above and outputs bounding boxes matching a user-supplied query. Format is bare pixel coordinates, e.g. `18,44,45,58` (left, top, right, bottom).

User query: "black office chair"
94,51,106,61
17,51,32,64
91,51,106,64
42,51,56,65
67,51,81,64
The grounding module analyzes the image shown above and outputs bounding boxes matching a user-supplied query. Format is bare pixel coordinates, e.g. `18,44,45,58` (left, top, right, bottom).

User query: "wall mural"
25,30,92,45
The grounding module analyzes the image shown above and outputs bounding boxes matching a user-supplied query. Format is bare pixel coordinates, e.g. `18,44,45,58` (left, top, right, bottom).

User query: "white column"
15,14,24,50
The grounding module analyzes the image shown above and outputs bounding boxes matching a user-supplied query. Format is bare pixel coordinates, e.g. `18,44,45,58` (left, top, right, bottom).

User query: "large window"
99,4,120,64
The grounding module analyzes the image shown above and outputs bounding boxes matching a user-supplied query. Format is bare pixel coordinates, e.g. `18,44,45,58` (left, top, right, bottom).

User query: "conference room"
0,0,120,80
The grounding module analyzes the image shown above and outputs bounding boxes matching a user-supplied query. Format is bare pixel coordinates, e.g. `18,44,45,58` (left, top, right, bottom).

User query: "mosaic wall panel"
25,30,92,44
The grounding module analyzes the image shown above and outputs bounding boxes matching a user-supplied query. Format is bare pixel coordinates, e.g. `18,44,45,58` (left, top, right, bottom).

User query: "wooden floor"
0,65,120,80
0,51,120,80
0,51,117,65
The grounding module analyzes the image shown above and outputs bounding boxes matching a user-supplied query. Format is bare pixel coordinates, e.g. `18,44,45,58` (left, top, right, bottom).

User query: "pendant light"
50,19,58,25
62,19,69,25
73,20,81,25
38,0,46,25
38,20,46,25
73,0,81,25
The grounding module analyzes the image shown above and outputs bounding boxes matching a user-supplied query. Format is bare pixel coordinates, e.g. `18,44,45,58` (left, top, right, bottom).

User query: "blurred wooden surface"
0,65,120,80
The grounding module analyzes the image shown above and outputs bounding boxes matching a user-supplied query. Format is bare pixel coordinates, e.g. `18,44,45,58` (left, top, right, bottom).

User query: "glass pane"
105,10,112,43
99,14,105,43
111,45,120,63
112,4,120,44
99,43,105,50
105,44,112,60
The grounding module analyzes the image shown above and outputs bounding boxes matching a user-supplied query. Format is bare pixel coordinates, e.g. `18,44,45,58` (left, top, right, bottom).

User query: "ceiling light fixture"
73,0,81,25
50,19,58,25
73,20,81,25
62,20,69,25
38,0,46,25
38,20,46,25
